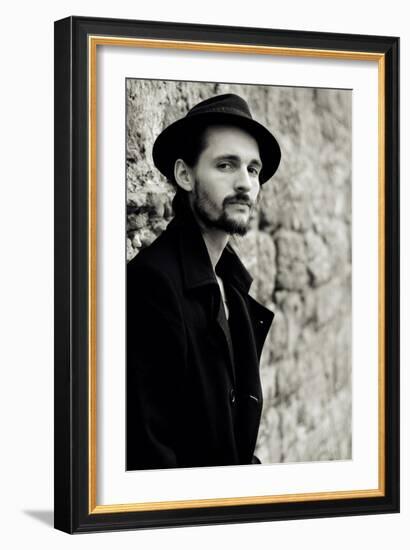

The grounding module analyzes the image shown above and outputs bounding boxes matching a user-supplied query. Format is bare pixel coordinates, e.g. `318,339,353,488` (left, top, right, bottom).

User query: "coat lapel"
171,210,274,392
173,214,237,384
215,295,236,384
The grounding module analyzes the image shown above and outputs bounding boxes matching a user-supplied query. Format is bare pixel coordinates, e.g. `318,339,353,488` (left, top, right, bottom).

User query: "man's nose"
234,165,252,191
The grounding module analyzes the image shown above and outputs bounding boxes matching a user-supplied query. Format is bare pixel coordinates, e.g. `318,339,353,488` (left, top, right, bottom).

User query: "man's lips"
225,200,252,208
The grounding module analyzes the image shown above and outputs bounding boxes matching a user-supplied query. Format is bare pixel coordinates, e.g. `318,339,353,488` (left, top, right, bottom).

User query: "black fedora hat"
152,93,281,184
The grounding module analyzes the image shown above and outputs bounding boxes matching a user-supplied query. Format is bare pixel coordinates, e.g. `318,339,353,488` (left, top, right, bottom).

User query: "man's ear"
174,159,194,191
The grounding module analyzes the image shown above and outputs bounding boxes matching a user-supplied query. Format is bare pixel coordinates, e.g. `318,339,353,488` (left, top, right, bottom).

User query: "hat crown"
186,93,253,120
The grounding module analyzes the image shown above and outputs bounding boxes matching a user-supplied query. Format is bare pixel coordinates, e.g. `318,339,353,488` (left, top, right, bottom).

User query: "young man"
127,93,281,470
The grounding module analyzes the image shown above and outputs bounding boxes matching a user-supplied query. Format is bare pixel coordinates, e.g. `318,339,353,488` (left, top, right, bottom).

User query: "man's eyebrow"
214,154,263,167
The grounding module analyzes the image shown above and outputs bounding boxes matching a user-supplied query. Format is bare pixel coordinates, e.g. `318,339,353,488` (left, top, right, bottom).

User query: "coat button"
230,388,236,405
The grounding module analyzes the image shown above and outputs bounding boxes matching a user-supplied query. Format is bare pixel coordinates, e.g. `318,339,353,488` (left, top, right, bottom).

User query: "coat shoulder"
128,225,182,286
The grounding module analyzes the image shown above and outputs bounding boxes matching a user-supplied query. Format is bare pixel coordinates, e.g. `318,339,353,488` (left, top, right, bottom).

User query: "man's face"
188,125,262,236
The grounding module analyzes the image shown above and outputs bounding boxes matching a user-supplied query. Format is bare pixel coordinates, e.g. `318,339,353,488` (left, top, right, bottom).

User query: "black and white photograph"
126,79,352,470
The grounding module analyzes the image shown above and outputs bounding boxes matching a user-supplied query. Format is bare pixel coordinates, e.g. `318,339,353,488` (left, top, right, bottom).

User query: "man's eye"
248,166,260,176
218,162,233,170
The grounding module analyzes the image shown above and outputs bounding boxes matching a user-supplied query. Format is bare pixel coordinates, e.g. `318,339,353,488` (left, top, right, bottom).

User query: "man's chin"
219,214,250,236
193,203,251,235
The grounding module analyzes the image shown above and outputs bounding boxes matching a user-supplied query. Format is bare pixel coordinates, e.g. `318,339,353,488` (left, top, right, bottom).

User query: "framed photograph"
54,16,399,533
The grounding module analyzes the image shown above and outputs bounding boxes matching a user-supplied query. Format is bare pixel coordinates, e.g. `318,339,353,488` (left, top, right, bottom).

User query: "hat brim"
152,112,281,185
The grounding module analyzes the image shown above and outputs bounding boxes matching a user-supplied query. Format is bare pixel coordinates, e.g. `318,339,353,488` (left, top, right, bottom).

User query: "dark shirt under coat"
126,210,274,470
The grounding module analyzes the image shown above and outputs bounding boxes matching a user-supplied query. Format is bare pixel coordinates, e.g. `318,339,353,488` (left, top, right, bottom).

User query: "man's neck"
201,229,230,271
193,216,229,270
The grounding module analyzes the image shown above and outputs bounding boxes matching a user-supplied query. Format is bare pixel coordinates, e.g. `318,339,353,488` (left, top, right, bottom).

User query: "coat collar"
167,209,253,294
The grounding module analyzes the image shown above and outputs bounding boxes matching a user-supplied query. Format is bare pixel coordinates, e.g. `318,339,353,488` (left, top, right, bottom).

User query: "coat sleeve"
126,261,187,470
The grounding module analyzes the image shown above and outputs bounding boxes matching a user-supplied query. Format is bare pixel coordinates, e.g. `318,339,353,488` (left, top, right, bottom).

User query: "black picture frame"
54,15,400,534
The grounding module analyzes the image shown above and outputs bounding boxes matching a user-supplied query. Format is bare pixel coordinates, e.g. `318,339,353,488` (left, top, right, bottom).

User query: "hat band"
188,106,252,119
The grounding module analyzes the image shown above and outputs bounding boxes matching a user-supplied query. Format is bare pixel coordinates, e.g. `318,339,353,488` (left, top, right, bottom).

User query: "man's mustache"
223,194,254,208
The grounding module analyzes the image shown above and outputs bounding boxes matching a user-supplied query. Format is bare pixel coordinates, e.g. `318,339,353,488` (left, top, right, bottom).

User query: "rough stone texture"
127,79,352,464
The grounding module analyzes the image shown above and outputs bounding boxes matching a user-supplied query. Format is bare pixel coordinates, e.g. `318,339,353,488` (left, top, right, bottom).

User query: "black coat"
126,211,274,470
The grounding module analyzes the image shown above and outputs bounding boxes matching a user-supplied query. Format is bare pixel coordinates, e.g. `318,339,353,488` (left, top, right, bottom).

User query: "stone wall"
126,79,352,464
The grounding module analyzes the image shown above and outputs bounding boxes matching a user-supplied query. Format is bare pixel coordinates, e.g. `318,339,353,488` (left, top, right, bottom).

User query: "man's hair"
170,122,210,217
171,188,191,218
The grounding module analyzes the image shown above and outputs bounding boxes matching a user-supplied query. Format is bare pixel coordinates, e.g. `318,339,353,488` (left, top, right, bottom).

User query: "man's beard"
191,183,255,236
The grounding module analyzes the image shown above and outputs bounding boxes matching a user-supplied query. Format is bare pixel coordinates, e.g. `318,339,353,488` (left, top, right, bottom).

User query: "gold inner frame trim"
88,35,386,514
